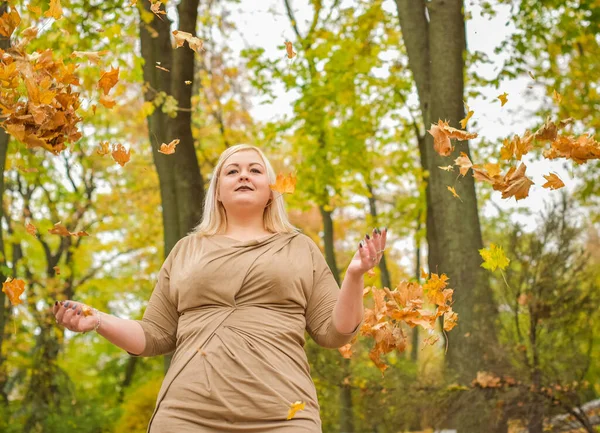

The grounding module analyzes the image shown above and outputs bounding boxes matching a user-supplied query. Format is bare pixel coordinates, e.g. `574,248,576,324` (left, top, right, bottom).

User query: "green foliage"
114,377,163,433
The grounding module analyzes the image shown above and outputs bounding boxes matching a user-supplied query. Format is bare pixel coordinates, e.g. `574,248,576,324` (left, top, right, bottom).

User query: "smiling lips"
236,186,253,191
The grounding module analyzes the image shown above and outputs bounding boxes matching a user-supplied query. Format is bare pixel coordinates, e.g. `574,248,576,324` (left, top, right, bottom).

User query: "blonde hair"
189,144,300,237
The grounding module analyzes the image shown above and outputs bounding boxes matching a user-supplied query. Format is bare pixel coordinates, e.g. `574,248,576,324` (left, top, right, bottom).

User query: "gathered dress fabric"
128,232,361,432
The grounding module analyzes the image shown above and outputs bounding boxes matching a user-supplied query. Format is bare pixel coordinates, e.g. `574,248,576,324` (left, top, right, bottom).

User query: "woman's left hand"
346,227,387,278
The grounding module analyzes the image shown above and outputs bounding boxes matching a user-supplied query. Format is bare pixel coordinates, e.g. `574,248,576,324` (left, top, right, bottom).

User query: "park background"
0,0,599,432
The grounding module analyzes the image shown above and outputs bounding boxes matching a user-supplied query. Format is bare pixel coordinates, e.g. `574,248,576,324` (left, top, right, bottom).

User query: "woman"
53,144,387,432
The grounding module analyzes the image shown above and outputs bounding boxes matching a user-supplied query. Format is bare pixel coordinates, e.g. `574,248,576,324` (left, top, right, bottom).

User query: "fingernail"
72,305,77,310
77,309,81,315
376,228,381,234
384,227,387,233
65,302,70,308
54,301,58,306
365,234,370,240
359,242,363,248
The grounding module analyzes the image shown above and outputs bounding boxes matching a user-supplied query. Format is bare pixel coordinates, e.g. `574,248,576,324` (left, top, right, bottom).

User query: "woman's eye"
227,170,237,175
251,169,261,173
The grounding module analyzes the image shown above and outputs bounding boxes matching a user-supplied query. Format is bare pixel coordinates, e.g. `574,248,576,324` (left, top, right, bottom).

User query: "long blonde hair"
189,144,299,237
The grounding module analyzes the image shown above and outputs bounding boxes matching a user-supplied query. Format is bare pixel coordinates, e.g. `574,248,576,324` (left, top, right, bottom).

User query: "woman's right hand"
53,300,99,333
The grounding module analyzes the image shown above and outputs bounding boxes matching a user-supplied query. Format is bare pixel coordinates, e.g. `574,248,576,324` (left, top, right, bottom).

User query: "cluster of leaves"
431,108,600,201
340,271,457,374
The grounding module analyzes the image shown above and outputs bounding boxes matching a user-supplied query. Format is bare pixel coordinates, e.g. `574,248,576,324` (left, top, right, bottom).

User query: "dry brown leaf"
70,50,109,65
438,165,454,172
500,163,534,201
111,143,131,167
284,41,296,59
454,152,473,176
0,8,20,38
158,139,179,155
172,30,205,54
26,222,37,237
99,95,116,108
98,66,119,96
2,278,25,305
541,172,565,190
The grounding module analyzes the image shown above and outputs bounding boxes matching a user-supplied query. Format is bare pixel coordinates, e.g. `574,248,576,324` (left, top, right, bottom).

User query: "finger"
358,240,369,262
365,233,377,261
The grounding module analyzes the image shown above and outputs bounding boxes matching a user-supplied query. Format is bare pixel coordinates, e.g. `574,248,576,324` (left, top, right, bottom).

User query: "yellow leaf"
541,172,565,190
2,278,25,306
44,0,63,20
553,89,562,104
99,95,116,108
447,186,461,200
0,8,21,38
479,243,510,272
497,92,508,107
459,102,474,129
98,66,120,96
287,401,305,420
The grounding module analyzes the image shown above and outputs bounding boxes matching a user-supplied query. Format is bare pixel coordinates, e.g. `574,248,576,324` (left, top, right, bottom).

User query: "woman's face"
218,150,272,212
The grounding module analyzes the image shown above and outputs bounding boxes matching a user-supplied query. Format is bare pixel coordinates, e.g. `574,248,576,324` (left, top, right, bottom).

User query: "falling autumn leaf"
438,165,454,172
553,89,562,104
2,278,25,306
500,163,534,201
70,50,109,65
460,102,474,129
454,152,473,176
287,401,306,420
543,134,600,164
129,0,138,5
111,143,131,167
98,66,120,96
158,139,180,155
528,71,536,80
338,344,353,359
27,5,42,18
172,30,205,54
473,371,502,389
428,120,478,157
44,0,63,20
150,1,166,19
97,142,111,156
184,80,192,85
81,305,93,317
53,266,60,275
0,8,21,38
479,243,510,272
497,92,508,107
48,222,89,237
284,41,296,59
26,223,37,237
155,65,170,72
270,173,296,195
447,186,461,200
99,95,116,108
542,173,565,190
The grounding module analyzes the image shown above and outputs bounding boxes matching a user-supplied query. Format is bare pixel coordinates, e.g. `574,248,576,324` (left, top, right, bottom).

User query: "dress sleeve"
127,237,186,357
304,238,362,349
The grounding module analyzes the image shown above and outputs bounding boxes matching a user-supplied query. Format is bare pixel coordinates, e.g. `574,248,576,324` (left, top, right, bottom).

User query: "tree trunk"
394,0,498,384
0,1,11,407
138,0,204,374
319,207,355,433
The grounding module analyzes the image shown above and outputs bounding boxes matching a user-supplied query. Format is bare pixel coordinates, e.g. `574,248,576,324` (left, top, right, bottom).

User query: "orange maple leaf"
269,173,296,194
99,95,116,108
172,30,205,54
2,278,25,305
25,222,37,237
500,163,534,201
98,67,119,96
542,173,565,190
70,50,109,65
543,134,600,164
27,5,42,18
0,8,21,38
534,118,573,143
284,41,296,59
338,344,353,359
428,120,477,157
44,0,63,20
150,1,166,19
454,152,473,176
158,139,180,155
111,143,131,167
48,222,89,237
447,186,461,200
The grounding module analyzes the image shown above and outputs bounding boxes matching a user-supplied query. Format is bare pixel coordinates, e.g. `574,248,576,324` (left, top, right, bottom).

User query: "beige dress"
129,232,361,432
